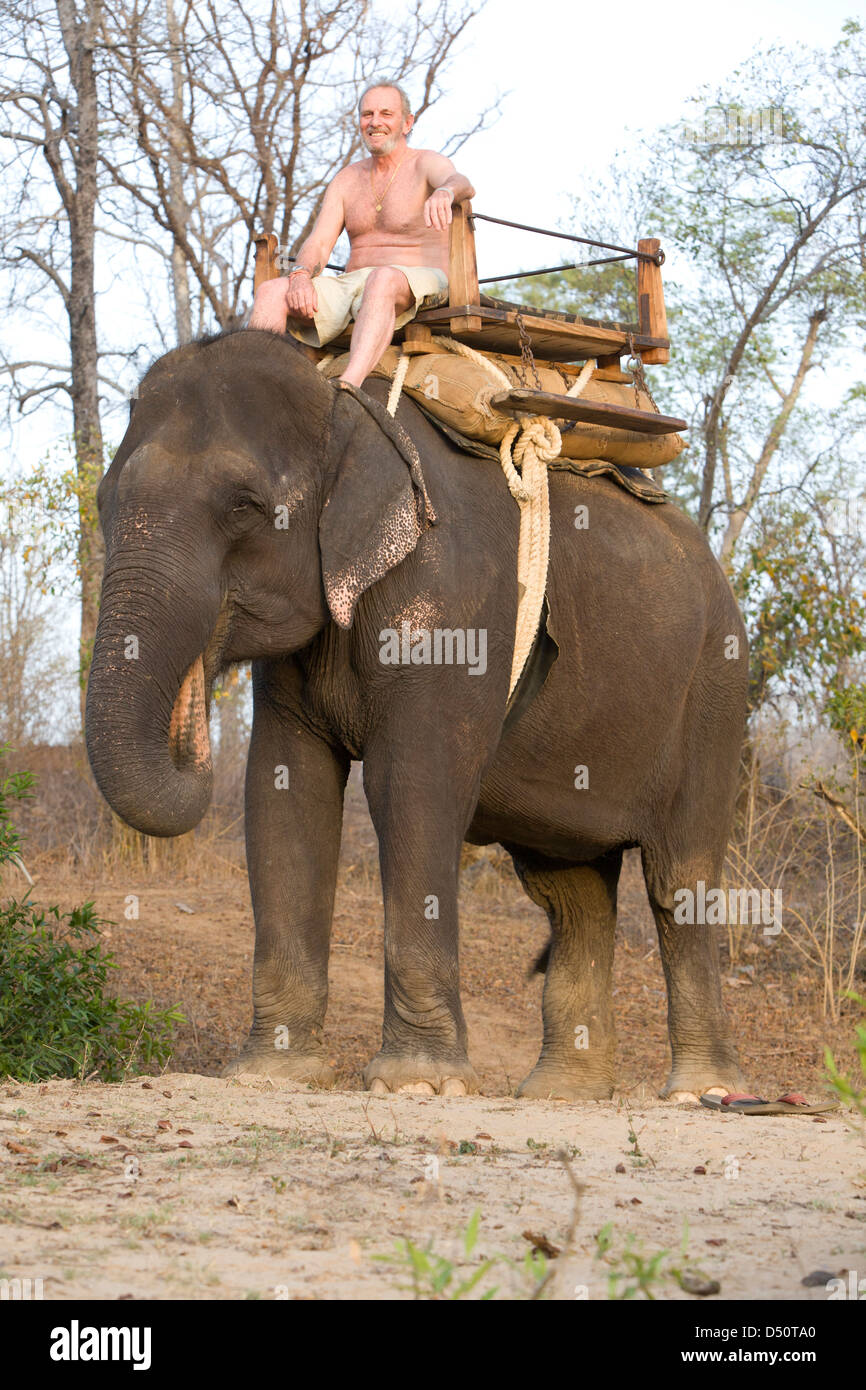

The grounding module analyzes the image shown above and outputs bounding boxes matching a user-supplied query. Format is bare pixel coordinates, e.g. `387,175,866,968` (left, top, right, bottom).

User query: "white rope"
431,334,513,389
385,349,411,417
508,416,561,692
566,357,596,397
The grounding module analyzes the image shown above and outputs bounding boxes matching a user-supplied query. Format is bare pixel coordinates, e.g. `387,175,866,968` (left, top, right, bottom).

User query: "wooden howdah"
251,203,680,434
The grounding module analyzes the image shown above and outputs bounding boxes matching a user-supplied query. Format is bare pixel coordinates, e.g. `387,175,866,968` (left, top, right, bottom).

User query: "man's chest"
344,163,435,239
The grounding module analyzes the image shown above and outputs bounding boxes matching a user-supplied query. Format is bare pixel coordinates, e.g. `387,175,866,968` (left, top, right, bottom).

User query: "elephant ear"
318,382,437,629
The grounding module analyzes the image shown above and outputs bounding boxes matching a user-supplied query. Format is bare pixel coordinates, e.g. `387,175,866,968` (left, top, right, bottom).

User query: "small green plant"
825,991,866,1137
374,1209,549,1300
0,748,184,1082
594,1219,714,1299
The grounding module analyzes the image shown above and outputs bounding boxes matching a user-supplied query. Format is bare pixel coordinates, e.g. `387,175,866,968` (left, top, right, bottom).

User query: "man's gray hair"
358,80,412,120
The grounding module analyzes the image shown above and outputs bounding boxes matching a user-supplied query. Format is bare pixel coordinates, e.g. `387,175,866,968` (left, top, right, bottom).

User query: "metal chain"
515,311,543,390
626,331,660,412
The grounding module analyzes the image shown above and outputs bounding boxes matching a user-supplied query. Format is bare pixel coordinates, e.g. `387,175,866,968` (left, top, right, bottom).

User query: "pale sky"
414,0,859,277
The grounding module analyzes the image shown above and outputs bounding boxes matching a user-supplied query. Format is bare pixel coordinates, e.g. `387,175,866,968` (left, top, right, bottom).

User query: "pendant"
375,203,382,211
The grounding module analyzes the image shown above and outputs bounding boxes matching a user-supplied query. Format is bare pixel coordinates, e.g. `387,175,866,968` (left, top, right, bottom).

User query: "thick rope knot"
512,415,562,468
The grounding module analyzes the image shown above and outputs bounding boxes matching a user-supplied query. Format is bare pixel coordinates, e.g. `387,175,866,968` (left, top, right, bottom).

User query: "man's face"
359,87,413,157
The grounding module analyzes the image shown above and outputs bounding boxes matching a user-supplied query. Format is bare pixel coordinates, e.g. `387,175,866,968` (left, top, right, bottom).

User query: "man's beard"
363,129,399,156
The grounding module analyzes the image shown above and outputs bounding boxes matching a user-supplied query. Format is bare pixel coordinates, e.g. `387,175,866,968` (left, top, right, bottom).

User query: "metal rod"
285,256,345,273
471,212,661,264
479,253,633,285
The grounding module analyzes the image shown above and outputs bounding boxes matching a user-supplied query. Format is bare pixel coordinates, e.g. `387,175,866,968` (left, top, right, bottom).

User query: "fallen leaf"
178,1141,193,1149
522,1230,561,1258
99,1136,119,1145
694,1165,707,1174
227,1195,243,1210
615,1162,626,1173
175,902,195,914
5,1141,31,1154
157,1120,172,1130
176,1128,193,1135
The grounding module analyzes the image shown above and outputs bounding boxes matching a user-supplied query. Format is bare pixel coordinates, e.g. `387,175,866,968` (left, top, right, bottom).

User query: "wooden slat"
489,388,687,435
448,201,481,333
414,303,669,362
253,233,279,293
637,238,670,366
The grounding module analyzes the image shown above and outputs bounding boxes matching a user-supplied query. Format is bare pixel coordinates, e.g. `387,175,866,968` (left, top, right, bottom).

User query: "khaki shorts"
287,264,448,348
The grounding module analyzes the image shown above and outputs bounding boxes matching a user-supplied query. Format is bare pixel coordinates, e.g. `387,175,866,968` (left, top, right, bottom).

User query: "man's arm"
285,174,347,319
419,151,476,230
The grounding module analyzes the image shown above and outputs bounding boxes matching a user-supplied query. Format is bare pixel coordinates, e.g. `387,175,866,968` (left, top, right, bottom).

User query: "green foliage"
0,747,184,1082
594,1219,713,1299
374,1209,548,1300
734,503,866,713
825,992,866,1135
825,687,866,756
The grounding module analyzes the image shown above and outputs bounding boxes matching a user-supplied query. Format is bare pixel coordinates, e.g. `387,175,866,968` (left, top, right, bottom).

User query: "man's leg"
249,276,293,332
340,267,413,387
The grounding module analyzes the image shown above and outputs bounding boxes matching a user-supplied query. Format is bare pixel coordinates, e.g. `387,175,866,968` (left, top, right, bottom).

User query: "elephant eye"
230,493,263,515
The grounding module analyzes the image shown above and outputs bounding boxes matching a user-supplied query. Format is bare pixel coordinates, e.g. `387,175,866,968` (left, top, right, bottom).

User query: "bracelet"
288,265,312,277
434,186,453,198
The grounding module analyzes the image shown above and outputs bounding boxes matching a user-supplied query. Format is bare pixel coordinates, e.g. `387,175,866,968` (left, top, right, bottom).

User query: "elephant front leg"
362,749,480,1097
510,850,620,1101
226,664,349,1085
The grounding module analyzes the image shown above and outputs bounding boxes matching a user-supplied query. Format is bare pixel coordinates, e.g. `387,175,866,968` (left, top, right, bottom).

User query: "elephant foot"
660,1064,747,1104
224,1043,336,1088
517,1062,614,1102
363,1052,479,1097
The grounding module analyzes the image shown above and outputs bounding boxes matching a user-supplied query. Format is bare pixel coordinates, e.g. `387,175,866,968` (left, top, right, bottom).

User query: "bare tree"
99,0,496,332
0,0,108,717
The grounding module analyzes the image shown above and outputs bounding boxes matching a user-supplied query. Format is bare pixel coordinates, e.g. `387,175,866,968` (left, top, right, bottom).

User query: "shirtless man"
248,81,475,388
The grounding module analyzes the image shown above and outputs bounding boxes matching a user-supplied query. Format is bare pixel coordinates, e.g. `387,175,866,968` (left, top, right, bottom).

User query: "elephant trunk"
85,556,222,837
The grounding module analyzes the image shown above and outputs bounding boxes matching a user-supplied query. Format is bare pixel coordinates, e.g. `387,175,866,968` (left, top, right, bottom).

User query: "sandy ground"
1,1073,864,1301
2,774,864,1301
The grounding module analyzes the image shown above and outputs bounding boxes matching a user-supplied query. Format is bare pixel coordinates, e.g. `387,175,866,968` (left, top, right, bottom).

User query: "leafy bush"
825,992,866,1139
0,749,184,1081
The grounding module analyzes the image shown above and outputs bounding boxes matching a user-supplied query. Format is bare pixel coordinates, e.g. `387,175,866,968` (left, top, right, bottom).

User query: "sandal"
700,1090,838,1115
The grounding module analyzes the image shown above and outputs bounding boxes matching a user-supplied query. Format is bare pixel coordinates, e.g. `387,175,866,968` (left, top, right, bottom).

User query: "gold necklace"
370,153,406,212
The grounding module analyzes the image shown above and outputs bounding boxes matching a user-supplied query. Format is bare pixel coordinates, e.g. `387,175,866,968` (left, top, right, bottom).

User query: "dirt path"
1,1074,863,1301
4,777,864,1301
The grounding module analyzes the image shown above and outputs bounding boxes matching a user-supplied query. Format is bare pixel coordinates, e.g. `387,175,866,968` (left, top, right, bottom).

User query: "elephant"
85,328,750,1102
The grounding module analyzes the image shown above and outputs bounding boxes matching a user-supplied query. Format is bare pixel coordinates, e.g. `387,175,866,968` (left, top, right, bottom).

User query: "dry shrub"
727,744,864,1019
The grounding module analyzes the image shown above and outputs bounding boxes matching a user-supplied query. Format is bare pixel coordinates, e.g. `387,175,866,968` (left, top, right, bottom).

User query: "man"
249,81,475,388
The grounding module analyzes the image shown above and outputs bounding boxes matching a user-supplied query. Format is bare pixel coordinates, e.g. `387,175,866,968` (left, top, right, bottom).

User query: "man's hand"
424,186,454,230
285,268,318,320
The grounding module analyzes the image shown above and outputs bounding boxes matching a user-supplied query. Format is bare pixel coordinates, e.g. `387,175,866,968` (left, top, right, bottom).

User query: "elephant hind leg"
641,838,747,1101
507,846,621,1101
